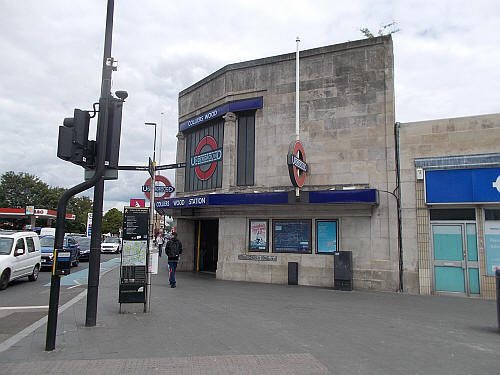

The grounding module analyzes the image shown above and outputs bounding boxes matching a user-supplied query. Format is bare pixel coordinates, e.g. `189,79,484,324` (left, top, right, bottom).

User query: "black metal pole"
86,179,104,326
45,173,106,351
45,277,60,351
496,269,500,332
86,0,114,327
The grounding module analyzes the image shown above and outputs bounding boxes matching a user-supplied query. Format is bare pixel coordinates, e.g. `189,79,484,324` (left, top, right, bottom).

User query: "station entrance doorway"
195,219,219,273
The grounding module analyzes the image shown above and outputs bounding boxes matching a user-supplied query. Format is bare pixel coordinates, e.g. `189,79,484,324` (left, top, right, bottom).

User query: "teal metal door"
432,223,480,295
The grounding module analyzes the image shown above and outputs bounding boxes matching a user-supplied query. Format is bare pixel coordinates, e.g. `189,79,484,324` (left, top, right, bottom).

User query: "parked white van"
0,231,42,290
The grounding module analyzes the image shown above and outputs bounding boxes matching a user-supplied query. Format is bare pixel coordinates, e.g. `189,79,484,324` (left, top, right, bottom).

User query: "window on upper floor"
237,111,255,186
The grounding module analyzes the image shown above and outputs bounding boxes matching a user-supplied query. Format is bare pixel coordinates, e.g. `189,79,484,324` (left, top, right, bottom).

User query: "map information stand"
119,207,149,310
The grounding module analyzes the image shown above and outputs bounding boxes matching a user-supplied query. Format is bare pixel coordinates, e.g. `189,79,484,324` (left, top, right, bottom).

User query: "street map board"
120,207,149,304
122,240,147,266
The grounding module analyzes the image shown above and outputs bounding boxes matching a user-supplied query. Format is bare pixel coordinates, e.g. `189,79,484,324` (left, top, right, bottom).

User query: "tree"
360,21,400,39
0,171,51,208
102,208,123,235
66,196,93,234
0,171,93,232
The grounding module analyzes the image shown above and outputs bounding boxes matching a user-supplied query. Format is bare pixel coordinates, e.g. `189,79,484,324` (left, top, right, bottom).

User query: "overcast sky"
0,0,498,213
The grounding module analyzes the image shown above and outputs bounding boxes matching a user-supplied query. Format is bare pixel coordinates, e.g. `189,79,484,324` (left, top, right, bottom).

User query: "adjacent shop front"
421,163,500,297
399,113,500,299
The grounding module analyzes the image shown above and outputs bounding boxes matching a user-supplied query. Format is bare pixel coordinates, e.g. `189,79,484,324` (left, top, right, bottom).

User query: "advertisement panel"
316,220,337,253
249,220,268,252
86,213,92,237
485,220,500,275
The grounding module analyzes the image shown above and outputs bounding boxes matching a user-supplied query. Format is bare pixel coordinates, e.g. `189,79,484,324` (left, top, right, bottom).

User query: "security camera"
115,90,128,101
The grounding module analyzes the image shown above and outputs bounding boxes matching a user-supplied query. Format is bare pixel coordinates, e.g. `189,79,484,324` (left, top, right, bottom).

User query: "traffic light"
57,109,91,166
105,97,124,169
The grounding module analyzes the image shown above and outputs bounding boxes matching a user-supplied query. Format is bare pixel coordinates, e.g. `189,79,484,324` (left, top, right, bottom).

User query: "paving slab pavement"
0,262,499,374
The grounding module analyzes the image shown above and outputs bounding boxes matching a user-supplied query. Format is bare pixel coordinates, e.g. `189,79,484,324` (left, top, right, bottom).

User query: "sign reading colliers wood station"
287,140,308,187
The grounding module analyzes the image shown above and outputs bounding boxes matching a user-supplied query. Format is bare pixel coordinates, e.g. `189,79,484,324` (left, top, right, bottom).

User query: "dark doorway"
195,219,219,273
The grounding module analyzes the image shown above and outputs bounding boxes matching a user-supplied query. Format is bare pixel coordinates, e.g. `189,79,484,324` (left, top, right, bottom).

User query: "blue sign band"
426,167,500,203
179,97,263,132
308,189,378,204
155,189,378,209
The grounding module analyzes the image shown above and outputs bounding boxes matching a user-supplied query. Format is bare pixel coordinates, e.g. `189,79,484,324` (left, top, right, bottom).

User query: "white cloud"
1,0,499,213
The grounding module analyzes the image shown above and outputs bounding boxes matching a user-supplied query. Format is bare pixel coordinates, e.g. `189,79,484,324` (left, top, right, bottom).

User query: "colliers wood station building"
155,35,500,299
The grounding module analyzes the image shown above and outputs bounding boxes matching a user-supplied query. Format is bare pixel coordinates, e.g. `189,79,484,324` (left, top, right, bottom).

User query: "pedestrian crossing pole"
85,0,115,328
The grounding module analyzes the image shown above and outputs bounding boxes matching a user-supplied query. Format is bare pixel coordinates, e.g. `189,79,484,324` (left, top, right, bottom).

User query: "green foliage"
102,208,123,235
66,196,93,234
360,28,375,39
0,171,51,208
0,171,93,232
360,21,400,39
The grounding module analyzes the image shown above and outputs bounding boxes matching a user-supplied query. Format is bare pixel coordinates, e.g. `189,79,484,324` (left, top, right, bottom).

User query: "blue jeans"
168,261,177,285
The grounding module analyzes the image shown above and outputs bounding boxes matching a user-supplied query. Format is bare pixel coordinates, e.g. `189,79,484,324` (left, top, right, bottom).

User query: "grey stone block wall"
174,36,400,292
178,36,395,193
175,219,195,272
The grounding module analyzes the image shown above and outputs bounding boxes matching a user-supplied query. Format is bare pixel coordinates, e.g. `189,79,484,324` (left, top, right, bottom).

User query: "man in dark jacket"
165,232,182,288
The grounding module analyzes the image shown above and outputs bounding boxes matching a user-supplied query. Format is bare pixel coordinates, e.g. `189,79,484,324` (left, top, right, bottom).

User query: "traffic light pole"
45,174,106,351
86,0,115,327
46,0,116,351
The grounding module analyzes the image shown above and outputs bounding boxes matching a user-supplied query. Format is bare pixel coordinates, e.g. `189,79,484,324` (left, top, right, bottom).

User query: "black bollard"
496,269,500,332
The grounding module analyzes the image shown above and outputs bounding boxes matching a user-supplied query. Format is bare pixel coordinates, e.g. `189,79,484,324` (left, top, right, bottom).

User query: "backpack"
167,239,181,258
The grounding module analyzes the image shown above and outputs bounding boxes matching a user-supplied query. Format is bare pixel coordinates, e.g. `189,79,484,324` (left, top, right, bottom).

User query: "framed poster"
485,220,500,275
316,220,338,254
273,220,311,253
249,219,268,252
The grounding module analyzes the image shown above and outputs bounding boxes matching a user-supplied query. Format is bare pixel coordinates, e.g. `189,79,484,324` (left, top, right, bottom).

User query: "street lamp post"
145,121,157,313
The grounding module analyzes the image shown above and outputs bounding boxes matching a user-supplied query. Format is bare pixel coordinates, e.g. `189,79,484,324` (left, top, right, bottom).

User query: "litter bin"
288,262,298,285
334,251,352,291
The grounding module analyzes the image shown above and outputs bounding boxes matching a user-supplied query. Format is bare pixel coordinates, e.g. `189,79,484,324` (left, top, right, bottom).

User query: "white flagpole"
295,36,300,141
295,36,300,199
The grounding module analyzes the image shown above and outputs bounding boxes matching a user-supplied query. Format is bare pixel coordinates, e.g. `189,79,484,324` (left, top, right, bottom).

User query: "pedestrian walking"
165,232,182,288
156,232,164,257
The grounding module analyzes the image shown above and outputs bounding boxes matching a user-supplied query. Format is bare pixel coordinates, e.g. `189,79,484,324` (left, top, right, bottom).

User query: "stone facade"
168,36,400,292
399,113,500,298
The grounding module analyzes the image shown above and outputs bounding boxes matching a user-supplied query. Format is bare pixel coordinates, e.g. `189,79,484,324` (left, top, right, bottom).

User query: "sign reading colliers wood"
142,175,175,201
287,140,308,187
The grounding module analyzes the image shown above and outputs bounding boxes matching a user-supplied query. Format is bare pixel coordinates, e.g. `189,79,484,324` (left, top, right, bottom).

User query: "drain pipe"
394,122,403,292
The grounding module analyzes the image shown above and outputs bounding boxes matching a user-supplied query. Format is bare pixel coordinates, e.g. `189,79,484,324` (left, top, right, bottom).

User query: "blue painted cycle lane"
44,257,121,287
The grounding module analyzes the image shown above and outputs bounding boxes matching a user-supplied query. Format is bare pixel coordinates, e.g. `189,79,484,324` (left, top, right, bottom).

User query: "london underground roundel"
287,140,308,188
190,135,223,181
142,175,174,201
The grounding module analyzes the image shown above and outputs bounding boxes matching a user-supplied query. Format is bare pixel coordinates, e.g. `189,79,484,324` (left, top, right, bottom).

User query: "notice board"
273,220,311,253
120,207,149,304
123,207,149,240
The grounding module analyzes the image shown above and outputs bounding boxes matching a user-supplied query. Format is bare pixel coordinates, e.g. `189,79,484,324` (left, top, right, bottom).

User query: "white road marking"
67,280,82,289
0,306,48,310
0,290,87,353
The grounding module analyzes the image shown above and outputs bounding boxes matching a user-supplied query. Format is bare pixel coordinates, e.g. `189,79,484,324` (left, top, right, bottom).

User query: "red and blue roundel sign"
142,175,174,201
190,135,223,180
287,140,308,187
